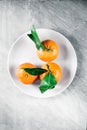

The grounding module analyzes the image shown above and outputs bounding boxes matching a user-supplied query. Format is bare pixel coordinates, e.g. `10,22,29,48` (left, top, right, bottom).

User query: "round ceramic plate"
7,29,77,98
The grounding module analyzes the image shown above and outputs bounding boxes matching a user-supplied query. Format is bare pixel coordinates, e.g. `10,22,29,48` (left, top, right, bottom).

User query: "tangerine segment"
16,63,37,84
40,62,62,82
37,40,58,62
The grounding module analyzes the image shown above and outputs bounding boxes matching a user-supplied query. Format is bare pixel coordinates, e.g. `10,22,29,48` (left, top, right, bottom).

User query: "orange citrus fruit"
40,62,62,82
37,40,58,62
16,63,38,84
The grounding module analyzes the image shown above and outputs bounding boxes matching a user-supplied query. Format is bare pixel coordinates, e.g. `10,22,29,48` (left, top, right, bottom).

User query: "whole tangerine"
37,40,58,62
40,62,62,82
16,63,38,84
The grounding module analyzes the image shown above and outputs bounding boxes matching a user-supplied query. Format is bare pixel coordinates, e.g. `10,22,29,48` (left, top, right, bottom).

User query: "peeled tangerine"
40,62,62,82
37,40,58,62
16,63,37,84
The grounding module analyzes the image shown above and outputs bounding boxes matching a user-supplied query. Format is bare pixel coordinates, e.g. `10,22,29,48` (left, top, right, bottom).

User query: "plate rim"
7,28,77,98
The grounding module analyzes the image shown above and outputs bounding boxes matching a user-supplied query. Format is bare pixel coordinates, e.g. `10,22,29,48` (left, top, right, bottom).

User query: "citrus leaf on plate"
23,68,47,75
27,25,45,50
27,34,36,44
39,72,57,93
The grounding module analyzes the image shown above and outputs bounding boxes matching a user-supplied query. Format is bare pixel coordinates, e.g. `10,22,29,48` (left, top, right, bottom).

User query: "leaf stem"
46,64,51,73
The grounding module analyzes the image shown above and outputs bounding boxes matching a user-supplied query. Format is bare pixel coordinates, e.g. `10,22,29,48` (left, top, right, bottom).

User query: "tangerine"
16,63,37,84
37,40,58,62
40,62,62,82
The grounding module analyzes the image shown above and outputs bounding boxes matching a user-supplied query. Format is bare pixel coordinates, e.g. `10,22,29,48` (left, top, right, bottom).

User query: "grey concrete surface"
0,0,87,130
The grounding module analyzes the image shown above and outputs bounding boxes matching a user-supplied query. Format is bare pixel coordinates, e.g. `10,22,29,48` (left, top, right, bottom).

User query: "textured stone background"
0,0,87,130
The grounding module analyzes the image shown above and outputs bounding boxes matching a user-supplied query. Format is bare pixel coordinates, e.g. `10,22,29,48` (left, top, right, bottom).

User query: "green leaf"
27,34,36,44
39,72,57,93
27,25,45,50
23,68,47,75
31,25,41,44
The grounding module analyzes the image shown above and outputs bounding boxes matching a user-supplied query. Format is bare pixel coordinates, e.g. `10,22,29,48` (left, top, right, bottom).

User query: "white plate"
7,29,77,98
